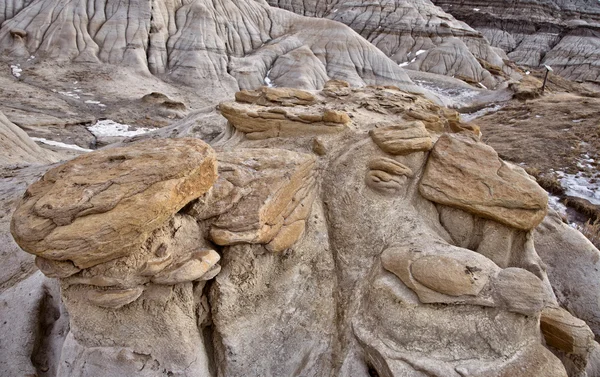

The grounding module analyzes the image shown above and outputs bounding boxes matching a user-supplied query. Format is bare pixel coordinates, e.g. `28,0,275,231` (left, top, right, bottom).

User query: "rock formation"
433,0,600,85
0,0,431,104
10,81,599,376
267,0,518,89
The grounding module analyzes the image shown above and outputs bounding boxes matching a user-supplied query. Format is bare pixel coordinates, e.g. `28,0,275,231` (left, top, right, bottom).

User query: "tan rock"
208,149,316,248
493,268,547,316
541,306,594,355
219,101,348,140
35,256,80,278
323,109,351,124
419,133,548,230
369,121,433,155
86,287,144,309
266,220,306,253
367,157,413,177
151,249,220,285
410,255,490,297
11,138,218,268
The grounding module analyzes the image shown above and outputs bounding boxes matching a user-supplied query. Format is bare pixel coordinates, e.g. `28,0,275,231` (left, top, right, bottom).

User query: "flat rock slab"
419,133,547,230
11,138,217,269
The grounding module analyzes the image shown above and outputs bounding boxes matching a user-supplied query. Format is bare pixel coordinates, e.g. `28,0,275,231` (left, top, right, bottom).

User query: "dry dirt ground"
472,85,600,230
476,93,600,177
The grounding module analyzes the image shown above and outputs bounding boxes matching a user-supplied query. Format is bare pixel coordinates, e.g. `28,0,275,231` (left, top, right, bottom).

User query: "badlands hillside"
1,0,600,376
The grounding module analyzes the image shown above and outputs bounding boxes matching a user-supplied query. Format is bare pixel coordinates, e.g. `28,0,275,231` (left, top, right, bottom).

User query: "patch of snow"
416,49,427,56
85,100,103,105
535,115,542,118
264,69,274,88
31,137,92,152
556,170,600,206
59,91,81,99
572,119,584,123
473,8,480,11
399,62,410,67
461,104,504,122
87,120,154,138
413,79,481,106
478,82,488,90
525,71,530,75
548,194,568,217
10,64,22,78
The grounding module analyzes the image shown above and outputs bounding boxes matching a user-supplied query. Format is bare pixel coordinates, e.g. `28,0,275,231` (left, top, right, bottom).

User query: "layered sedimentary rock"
0,0,430,103
433,0,600,84
11,82,600,376
268,0,516,88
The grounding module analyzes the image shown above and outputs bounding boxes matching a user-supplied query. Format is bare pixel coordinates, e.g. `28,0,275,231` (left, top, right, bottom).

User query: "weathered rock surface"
0,271,69,377
8,83,593,377
268,0,516,88
11,138,217,268
420,133,548,230
536,210,600,339
0,0,431,103
9,138,226,376
433,0,600,84
0,111,59,166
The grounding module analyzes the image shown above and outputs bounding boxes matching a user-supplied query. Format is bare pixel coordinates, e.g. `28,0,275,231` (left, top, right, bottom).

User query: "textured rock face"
11,83,592,376
419,133,548,230
11,138,217,268
433,0,600,84
267,0,516,88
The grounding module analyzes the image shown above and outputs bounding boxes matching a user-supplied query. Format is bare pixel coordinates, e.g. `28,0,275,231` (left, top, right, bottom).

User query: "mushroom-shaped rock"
11,138,218,269
419,133,548,230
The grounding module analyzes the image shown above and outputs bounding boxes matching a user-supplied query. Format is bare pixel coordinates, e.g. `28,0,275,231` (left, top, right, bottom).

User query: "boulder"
11,138,217,268
420,133,548,230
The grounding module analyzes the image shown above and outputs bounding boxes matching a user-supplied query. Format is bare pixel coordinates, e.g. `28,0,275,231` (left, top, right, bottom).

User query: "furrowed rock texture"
432,0,600,84
0,0,431,100
267,0,516,88
12,82,598,376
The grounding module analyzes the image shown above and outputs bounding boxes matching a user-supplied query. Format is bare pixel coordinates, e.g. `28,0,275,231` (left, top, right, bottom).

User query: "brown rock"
369,121,433,155
11,138,218,268
541,306,594,355
493,268,547,316
86,287,144,309
266,220,306,253
410,255,490,297
419,133,548,230
219,101,347,140
208,149,316,247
